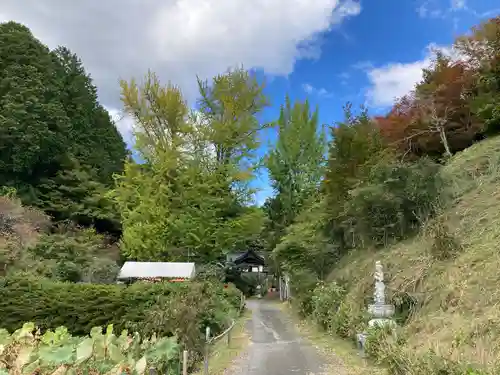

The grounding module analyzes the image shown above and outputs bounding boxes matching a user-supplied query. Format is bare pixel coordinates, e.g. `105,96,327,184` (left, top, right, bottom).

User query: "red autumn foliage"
376,56,484,158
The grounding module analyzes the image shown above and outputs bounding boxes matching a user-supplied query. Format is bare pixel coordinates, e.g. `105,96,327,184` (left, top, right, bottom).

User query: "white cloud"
451,0,466,10
364,44,459,108
1,0,361,138
416,0,466,19
106,107,136,147
302,83,332,97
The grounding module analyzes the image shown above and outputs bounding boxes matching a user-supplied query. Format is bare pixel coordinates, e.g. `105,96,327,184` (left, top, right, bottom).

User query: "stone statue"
356,260,396,357
374,261,385,305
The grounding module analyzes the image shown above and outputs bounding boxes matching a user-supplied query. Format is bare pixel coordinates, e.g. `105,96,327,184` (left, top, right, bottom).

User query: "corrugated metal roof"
117,262,196,279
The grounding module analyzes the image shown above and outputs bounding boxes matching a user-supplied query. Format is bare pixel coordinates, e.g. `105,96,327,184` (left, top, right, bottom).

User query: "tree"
114,70,266,262
53,46,127,183
0,22,70,193
455,16,500,135
264,95,327,249
323,104,387,253
272,194,336,280
0,22,127,232
377,54,482,159
197,67,270,168
35,157,120,234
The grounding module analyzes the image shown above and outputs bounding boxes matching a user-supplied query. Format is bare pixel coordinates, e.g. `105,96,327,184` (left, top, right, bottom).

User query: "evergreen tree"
0,22,70,194
52,46,127,184
0,22,127,231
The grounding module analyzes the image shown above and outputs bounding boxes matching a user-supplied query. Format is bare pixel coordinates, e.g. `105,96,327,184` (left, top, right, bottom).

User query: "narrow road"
226,299,329,375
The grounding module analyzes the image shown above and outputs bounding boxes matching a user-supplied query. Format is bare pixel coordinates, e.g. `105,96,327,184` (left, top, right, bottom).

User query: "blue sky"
2,0,498,206
251,0,499,205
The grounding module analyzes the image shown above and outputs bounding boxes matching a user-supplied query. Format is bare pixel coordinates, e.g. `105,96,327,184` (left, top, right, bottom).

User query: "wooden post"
204,344,209,375
183,350,188,375
227,327,231,347
204,326,211,375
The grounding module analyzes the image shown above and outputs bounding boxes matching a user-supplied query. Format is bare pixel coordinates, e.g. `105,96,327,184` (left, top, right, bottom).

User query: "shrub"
0,275,240,355
311,281,345,330
344,158,444,247
134,281,240,368
330,300,367,339
428,216,463,260
80,257,120,284
289,270,319,317
23,227,119,283
222,283,244,311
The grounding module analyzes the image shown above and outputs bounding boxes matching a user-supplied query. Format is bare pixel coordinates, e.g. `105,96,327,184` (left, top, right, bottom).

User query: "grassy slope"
328,136,500,370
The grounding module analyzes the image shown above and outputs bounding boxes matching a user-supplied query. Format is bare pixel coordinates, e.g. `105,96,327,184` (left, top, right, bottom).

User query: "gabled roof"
233,249,265,266
117,262,196,280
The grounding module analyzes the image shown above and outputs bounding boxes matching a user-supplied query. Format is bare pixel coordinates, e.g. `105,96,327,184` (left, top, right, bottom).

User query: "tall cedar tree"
53,47,127,184
0,22,70,193
0,22,127,231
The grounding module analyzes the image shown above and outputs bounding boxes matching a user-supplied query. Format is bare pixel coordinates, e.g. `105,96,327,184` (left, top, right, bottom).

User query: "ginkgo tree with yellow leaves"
111,69,267,263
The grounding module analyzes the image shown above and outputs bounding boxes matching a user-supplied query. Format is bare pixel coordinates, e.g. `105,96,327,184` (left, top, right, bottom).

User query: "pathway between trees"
225,299,330,375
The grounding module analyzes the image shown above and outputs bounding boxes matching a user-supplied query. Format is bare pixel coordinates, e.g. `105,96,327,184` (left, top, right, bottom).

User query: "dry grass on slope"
0,195,50,274
328,136,500,372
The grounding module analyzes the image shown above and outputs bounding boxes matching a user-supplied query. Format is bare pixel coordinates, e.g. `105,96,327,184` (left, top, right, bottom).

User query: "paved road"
227,299,329,375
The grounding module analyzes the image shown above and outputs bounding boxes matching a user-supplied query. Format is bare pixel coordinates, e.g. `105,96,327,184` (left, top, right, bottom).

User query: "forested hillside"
268,16,500,375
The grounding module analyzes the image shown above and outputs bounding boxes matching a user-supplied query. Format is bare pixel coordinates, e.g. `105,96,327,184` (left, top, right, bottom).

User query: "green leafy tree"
264,96,327,249
113,70,265,262
272,195,336,280
456,16,500,135
344,157,444,247
197,67,270,167
322,104,387,253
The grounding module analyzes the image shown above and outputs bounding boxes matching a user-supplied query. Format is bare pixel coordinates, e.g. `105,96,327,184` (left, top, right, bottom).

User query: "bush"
21,227,119,283
428,216,463,260
311,281,345,330
134,281,241,367
0,275,240,354
222,283,244,311
288,271,319,317
344,158,444,247
364,327,488,375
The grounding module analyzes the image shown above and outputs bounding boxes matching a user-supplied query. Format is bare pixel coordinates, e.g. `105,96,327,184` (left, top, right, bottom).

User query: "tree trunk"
438,125,452,157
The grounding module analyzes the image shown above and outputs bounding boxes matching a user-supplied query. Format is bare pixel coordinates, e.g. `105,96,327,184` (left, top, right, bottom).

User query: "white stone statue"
374,261,386,305
357,261,397,356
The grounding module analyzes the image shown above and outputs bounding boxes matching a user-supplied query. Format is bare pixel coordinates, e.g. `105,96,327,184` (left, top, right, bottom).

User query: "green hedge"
0,274,240,340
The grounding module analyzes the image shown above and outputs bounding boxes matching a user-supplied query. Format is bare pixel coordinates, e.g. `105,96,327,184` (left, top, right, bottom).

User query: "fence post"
204,326,211,375
226,327,231,347
182,350,188,375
